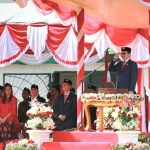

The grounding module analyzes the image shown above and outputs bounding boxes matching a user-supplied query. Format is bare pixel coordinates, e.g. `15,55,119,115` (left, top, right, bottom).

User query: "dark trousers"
58,124,76,131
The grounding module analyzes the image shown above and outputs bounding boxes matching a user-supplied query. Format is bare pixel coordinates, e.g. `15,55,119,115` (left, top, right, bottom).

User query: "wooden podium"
84,88,128,132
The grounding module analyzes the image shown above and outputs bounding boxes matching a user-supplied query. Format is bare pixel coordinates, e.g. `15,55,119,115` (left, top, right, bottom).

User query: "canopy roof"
48,0,149,28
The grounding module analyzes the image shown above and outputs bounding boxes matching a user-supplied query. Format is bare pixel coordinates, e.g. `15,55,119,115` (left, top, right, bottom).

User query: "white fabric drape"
0,24,148,68
139,0,150,6
47,26,77,68
0,26,20,60
130,34,149,67
85,30,109,61
30,0,53,15
93,29,109,59
27,25,48,60
88,29,149,68
85,54,100,65
19,52,52,65
30,0,76,27
0,26,29,67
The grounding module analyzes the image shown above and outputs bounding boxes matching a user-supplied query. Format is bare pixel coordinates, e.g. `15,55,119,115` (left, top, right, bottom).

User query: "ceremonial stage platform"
43,131,118,150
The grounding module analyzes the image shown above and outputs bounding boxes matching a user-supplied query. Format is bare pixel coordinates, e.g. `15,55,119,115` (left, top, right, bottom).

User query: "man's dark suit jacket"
55,92,77,131
27,95,46,104
108,59,138,92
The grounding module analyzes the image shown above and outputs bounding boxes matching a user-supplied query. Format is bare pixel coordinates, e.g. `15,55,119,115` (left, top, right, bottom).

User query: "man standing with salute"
55,79,77,131
108,47,138,94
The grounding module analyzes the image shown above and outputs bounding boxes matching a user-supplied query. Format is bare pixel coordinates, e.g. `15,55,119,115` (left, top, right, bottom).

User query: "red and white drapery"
0,23,148,67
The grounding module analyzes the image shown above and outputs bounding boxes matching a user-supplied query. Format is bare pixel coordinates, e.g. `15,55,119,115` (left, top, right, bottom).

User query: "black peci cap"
31,84,38,90
23,87,30,94
121,47,131,53
63,79,72,86
52,84,60,92
87,85,96,91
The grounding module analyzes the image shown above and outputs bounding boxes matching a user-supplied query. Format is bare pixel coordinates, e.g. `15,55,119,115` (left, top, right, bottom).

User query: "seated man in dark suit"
54,79,77,131
108,47,138,94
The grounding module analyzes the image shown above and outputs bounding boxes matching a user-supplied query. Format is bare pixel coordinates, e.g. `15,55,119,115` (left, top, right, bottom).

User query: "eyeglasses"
121,52,128,55
50,89,57,92
62,83,70,86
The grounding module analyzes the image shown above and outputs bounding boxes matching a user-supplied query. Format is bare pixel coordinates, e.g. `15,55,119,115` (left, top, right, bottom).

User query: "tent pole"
77,6,85,130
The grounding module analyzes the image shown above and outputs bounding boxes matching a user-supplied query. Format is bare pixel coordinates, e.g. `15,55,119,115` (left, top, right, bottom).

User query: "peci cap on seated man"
27,84,46,103
25,84,46,123
86,85,97,93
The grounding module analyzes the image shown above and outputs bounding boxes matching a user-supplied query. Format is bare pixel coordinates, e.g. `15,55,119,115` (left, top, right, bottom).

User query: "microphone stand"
76,63,105,130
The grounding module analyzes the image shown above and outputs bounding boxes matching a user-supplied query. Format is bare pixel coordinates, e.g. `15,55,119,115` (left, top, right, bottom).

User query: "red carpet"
53,131,118,143
43,142,112,150
43,131,118,150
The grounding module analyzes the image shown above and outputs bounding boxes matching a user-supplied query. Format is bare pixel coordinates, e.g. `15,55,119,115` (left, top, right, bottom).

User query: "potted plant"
111,96,142,144
25,100,55,149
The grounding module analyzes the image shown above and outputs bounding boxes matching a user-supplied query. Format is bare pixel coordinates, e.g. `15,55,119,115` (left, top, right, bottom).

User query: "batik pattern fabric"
0,122,14,145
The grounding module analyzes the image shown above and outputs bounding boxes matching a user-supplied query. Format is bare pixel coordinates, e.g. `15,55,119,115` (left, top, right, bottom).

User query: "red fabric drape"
0,25,28,64
84,17,148,46
105,27,137,46
0,24,5,36
33,0,76,21
0,23,148,66
84,43,94,58
143,0,150,2
137,28,149,40
137,68,142,131
137,68,142,95
46,25,77,65
7,25,28,50
84,16,104,35
46,25,71,50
